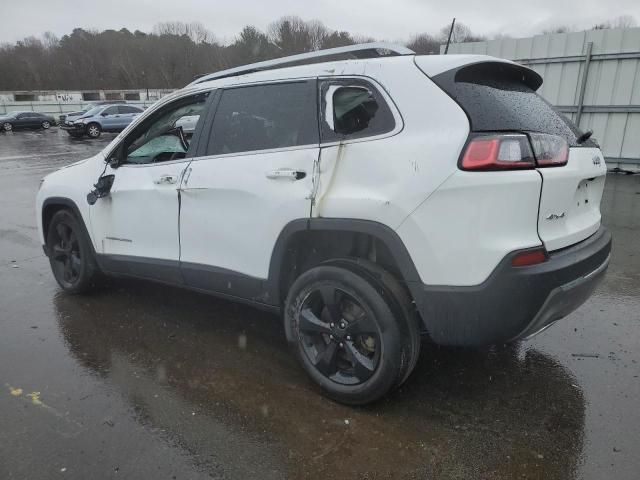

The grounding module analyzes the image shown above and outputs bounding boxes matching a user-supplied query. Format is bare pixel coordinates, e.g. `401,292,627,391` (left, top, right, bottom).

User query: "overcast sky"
3,0,639,45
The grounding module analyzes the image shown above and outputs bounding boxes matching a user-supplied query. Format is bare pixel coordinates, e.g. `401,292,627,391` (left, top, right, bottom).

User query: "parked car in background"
0,111,56,132
59,100,126,125
60,104,143,138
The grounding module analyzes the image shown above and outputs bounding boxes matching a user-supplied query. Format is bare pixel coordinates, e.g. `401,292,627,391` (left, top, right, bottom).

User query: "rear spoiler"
415,55,542,91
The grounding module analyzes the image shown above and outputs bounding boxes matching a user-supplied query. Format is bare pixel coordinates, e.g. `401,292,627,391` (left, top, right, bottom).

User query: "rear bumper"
413,226,611,346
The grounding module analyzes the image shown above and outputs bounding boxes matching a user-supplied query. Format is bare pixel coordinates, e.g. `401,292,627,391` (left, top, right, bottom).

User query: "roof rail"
188,42,415,86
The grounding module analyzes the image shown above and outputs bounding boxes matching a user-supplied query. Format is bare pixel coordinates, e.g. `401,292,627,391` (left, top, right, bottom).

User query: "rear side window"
320,78,396,142
206,81,318,156
432,62,584,146
118,105,141,114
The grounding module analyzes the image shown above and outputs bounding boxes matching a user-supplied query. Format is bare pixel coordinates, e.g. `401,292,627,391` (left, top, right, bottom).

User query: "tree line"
0,14,635,91
0,16,485,91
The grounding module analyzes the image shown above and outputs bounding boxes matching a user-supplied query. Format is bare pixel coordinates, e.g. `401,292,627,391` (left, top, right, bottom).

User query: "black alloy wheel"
50,220,82,287
46,210,100,293
298,285,381,385
285,260,420,405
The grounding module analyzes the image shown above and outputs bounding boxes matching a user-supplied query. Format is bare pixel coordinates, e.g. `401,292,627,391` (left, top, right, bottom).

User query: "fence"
0,100,159,117
0,88,176,117
443,27,640,169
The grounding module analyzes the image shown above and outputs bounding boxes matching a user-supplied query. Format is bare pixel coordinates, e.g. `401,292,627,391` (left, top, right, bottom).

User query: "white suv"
36,43,611,405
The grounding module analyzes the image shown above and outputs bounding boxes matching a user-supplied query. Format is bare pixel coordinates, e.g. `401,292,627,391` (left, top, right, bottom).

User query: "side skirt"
95,254,279,314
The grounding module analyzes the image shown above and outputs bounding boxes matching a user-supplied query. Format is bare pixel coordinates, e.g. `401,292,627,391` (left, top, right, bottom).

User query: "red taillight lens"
461,134,535,170
511,248,548,267
529,133,568,167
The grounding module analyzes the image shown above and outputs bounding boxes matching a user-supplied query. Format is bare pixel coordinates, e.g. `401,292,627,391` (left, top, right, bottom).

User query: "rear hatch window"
430,61,587,146
426,60,605,251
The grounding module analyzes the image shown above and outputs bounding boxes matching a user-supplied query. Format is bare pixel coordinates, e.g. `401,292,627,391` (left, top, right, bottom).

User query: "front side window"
102,106,118,116
115,92,209,165
206,81,318,156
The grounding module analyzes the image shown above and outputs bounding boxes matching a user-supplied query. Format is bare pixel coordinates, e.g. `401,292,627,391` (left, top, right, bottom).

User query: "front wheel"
46,210,100,293
86,123,101,138
284,261,420,405
2,122,12,132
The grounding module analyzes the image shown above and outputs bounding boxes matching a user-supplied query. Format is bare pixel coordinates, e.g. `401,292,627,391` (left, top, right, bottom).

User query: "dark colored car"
59,100,126,124
0,111,56,132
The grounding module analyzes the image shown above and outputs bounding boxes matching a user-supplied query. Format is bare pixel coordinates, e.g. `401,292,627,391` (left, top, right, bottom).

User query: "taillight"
511,248,548,267
460,134,535,171
528,133,568,167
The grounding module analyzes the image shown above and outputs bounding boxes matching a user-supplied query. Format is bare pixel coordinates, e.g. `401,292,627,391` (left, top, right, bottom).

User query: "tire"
41,121,51,129
284,260,420,405
46,209,100,294
2,122,12,132
86,123,101,138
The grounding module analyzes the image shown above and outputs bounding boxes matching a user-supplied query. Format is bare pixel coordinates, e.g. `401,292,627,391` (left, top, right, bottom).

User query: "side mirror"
108,156,121,168
101,112,109,117
86,174,115,205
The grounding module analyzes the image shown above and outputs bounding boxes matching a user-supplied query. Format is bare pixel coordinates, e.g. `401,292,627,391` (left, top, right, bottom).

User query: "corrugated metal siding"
443,27,640,166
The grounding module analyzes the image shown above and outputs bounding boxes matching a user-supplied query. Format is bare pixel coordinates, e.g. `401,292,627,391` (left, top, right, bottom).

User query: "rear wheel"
2,122,12,132
41,121,51,129
46,210,100,293
284,260,420,405
86,123,101,138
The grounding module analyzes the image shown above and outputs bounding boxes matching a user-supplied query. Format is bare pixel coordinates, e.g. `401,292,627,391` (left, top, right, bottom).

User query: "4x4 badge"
546,212,566,220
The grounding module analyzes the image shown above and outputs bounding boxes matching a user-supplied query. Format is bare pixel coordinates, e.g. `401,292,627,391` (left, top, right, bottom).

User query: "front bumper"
60,123,85,133
413,226,611,346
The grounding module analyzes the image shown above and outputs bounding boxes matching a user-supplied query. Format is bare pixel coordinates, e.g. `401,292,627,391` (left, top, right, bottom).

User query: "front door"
179,80,319,298
89,91,212,282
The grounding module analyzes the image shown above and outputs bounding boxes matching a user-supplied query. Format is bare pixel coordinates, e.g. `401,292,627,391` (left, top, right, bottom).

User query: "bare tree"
593,15,638,30
438,22,486,43
406,33,439,54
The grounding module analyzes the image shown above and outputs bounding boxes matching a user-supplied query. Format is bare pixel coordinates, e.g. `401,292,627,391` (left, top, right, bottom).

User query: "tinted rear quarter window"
206,81,318,156
432,62,584,146
119,105,141,114
320,78,396,142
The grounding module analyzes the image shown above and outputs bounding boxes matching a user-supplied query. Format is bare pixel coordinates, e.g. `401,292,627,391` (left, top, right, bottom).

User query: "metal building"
444,27,640,169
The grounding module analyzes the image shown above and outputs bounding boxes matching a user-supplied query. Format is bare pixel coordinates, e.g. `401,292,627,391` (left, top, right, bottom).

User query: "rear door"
100,106,120,130
427,60,606,252
117,105,141,128
179,80,319,296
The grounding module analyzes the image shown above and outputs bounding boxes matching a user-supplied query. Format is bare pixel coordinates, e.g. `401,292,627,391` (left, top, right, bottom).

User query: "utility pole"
444,18,456,54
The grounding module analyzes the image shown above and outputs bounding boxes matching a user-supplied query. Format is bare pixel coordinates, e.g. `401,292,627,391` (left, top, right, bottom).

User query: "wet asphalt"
0,128,638,480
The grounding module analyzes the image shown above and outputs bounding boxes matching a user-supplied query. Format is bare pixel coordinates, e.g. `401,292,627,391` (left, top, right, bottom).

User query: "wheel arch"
267,218,423,308
42,197,94,256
